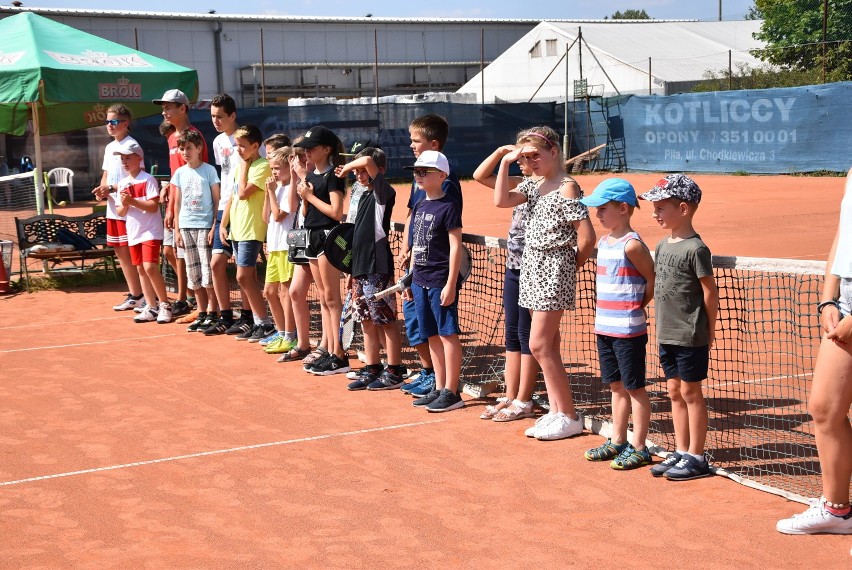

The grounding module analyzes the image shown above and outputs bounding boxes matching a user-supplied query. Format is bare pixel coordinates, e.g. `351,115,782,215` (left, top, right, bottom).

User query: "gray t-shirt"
654,234,714,347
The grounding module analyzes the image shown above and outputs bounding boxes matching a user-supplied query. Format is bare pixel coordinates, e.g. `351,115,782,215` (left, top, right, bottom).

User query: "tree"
606,9,651,19
752,0,852,81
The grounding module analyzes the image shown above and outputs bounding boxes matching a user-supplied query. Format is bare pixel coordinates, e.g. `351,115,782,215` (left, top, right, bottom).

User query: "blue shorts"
232,239,263,268
658,343,710,383
597,333,647,391
211,210,232,256
403,298,427,347
412,282,460,338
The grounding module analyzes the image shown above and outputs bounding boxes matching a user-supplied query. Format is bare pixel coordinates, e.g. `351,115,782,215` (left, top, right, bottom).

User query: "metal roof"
543,20,766,81
0,6,697,25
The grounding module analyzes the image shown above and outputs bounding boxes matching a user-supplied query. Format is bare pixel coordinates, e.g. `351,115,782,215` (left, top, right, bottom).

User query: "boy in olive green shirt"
219,124,274,341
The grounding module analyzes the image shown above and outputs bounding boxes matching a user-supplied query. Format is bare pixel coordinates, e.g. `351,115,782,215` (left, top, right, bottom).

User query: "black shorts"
658,343,710,382
305,227,334,259
597,333,647,391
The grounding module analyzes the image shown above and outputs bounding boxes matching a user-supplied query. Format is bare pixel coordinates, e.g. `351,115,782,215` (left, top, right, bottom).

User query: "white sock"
284,331,296,340
676,449,688,456
687,452,705,462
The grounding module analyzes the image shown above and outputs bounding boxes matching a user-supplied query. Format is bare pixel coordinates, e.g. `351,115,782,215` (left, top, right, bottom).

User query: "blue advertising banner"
621,82,852,173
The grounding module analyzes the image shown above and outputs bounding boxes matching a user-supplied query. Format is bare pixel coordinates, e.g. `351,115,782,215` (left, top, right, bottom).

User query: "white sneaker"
776,497,852,535
525,413,556,438
535,412,584,441
133,307,158,323
156,302,173,324
113,294,143,311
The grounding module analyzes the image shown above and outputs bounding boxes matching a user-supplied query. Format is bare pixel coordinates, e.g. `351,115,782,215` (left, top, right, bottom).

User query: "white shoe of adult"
776,497,852,535
535,412,584,441
156,301,173,324
525,413,556,438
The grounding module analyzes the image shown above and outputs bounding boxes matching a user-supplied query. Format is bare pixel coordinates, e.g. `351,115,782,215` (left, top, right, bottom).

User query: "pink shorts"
129,240,161,265
106,218,128,247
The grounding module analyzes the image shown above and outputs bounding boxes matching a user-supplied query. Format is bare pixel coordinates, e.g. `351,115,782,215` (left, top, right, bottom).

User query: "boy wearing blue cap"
639,174,718,481
580,178,656,470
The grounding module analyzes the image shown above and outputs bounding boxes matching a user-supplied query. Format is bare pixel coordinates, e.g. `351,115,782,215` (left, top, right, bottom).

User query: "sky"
17,1,757,21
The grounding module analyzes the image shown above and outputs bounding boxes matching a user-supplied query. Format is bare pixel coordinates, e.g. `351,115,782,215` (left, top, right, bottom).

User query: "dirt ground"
1,173,849,568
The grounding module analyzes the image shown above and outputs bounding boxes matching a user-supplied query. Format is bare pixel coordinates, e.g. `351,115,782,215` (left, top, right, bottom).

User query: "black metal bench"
15,213,117,290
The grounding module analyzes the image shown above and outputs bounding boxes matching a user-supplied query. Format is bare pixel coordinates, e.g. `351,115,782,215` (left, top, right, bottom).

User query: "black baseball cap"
293,126,340,149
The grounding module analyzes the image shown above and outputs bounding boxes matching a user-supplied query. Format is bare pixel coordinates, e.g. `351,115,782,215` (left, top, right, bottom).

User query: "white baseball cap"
404,150,449,175
152,89,189,106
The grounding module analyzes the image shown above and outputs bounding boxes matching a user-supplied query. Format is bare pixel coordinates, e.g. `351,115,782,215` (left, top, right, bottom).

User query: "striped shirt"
595,232,647,338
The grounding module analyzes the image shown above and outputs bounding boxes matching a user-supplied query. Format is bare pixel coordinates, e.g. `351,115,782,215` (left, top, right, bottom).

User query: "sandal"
300,347,327,368
584,438,628,461
492,399,536,422
277,347,312,363
480,397,509,420
610,444,652,470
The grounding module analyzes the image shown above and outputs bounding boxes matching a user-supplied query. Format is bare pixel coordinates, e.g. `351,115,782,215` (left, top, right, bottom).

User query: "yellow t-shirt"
229,157,271,241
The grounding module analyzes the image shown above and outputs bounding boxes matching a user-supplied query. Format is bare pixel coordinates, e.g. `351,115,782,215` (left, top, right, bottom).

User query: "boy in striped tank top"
580,179,656,470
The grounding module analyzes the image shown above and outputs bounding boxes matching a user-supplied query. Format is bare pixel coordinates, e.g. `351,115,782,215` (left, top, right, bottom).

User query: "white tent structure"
458,20,767,103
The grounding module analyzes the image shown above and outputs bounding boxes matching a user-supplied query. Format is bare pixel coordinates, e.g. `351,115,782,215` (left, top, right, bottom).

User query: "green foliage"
606,9,651,20
752,0,852,80
691,60,847,91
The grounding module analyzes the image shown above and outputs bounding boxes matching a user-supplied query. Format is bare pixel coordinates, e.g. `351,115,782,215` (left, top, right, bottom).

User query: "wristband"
817,300,840,315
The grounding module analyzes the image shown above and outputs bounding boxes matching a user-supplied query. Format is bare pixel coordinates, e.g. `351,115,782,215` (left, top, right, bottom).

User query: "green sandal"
584,438,628,461
610,444,652,470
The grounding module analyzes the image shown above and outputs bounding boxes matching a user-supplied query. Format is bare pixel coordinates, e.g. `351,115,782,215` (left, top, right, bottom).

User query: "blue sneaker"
259,331,281,346
408,371,436,397
400,369,425,394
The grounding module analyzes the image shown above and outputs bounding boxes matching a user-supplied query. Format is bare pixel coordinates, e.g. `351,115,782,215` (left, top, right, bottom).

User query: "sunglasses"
412,169,438,177
105,119,126,126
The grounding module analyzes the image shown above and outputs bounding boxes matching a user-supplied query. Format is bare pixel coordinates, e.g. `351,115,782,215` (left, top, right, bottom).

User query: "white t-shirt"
213,131,237,211
116,171,163,245
831,173,852,278
102,136,139,220
267,183,295,252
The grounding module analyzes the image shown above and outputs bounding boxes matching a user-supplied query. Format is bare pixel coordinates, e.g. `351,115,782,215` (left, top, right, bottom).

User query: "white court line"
705,371,813,389
0,315,131,331
0,334,179,353
0,420,444,487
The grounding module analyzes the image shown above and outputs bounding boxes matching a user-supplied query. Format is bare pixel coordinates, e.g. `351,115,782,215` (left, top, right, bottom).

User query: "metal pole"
822,0,828,84
374,28,379,100
728,50,732,90
577,27,583,82
30,101,45,215
564,42,569,156
648,57,652,95
134,28,139,50
260,28,266,107
480,27,484,105
718,0,722,21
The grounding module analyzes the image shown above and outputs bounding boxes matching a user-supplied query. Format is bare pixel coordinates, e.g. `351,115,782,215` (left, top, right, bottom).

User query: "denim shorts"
597,333,647,390
232,239,263,268
658,343,710,382
211,210,232,256
412,282,460,338
403,298,427,347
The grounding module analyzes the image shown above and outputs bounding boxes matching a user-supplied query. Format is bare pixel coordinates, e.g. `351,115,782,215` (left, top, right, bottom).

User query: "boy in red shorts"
115,142,172,324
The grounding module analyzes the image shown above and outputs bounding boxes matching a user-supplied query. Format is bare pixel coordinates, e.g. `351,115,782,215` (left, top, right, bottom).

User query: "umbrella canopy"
0,12,198,135
0,11,198,213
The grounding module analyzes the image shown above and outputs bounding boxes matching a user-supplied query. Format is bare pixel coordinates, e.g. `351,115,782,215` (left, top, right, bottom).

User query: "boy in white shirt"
114,143,172,324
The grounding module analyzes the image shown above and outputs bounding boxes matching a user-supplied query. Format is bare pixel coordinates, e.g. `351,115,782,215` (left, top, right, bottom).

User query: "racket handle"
371,282,405,302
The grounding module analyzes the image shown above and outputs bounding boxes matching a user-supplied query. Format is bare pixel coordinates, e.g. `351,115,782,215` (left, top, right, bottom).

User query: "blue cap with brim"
580,178,638,207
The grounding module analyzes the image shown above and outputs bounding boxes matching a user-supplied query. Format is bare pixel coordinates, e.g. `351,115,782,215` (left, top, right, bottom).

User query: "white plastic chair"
47,167,75,204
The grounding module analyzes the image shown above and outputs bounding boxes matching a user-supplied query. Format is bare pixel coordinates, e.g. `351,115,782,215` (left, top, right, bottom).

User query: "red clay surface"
2,174,850,567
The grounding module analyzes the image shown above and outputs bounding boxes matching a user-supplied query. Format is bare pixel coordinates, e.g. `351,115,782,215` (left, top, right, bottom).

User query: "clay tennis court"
1,173,849,567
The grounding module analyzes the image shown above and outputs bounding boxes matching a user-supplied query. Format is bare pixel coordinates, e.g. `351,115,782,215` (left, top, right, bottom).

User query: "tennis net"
181,221,832,503
387,223,832,504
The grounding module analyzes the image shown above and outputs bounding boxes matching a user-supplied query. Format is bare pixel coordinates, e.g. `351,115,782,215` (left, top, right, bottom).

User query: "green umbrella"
0,11,198,212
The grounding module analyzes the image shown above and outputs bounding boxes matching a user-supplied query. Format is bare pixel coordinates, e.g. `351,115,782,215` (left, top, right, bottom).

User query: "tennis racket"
325,223,354,274
370,245,472,301
340,288,356,351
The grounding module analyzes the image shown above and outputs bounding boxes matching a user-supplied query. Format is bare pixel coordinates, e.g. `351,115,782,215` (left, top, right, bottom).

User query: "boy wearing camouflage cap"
640,174,718,481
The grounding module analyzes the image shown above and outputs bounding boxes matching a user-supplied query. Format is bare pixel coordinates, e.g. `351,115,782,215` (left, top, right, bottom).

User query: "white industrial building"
0,6,540,105
458,20,767,103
